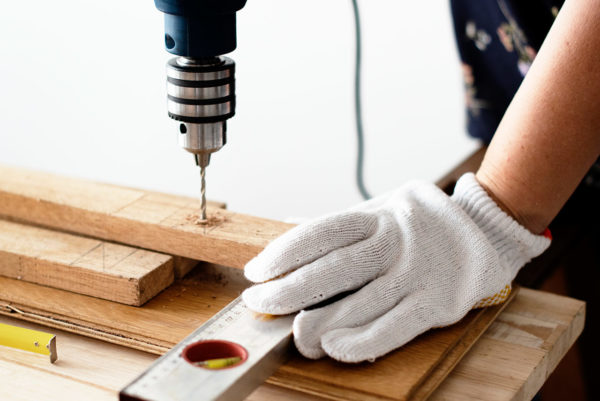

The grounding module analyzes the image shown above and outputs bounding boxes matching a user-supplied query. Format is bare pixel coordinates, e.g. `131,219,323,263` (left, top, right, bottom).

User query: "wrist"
451,173,551,277
475,169,549,235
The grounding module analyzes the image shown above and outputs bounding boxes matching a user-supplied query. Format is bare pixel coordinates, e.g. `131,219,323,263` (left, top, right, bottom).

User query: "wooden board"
0,219,174,306
428,289,586,401
268,297,512,401
0,315,155,401
0,266,510,401
0,146,484,272
0,265,247,354
247,288,586,401
172,256,200,279
0,288,584,401
0,164,293,269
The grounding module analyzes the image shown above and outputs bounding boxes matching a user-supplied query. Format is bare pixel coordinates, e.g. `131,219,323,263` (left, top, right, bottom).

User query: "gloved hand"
242,173,550,363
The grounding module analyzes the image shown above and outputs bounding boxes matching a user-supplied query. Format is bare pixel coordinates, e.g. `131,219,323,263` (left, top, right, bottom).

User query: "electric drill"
154,0,247,220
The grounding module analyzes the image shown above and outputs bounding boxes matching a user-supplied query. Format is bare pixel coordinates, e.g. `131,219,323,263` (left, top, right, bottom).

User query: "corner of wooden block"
134,258,176,306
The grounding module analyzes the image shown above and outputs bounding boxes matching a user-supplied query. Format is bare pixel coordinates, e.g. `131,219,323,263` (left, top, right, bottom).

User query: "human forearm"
476,0,600,234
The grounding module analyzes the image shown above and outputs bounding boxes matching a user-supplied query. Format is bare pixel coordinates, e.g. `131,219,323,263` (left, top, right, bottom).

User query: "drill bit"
194,153,210,222
200,165,207,221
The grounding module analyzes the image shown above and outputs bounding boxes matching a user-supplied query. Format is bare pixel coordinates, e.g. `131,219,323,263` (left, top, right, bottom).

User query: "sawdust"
185,210,229,226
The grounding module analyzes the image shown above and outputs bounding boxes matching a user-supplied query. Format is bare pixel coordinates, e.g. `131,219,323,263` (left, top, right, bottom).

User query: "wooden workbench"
0,287,583,401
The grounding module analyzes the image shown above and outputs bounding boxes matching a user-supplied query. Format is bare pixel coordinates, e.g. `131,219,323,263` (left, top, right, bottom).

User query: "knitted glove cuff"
451,173,551,277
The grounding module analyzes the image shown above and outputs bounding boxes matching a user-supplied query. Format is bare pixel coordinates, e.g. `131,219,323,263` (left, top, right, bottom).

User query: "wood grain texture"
268,297,512,401
0,164,293,269
0,360,114,401
0,266,509,401
429,288,585,401
0,219,174,306
0,265,246,352
249,289,585,401
0,288,583,401
409,292,517,401
0,315,155,401
0,147,483,272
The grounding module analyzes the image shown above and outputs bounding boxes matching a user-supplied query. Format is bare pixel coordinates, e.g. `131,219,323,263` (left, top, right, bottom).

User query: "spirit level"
120,296,294,401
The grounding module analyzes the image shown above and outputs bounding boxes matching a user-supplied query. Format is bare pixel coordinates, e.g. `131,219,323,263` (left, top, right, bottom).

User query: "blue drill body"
154,0,247,57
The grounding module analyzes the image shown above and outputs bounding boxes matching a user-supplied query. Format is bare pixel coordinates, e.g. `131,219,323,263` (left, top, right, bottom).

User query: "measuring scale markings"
120,297,294,401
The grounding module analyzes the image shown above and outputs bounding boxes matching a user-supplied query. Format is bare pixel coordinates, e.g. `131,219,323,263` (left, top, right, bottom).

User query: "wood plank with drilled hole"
0,147,484,271
0,219,174,306
0,164,293,269
0,265,511,401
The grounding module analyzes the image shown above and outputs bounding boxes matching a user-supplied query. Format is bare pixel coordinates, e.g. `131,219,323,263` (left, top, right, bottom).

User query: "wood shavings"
185,210,229,226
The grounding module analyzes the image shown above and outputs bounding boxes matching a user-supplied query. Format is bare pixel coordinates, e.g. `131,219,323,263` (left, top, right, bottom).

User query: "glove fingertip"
292,311,326,360
243,256,271,283
321,329,376,363
242,285,300,315
293,337,326,360
241,286,278,314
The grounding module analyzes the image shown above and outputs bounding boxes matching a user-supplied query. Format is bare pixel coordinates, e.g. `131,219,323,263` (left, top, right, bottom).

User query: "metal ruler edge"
120,295,294,401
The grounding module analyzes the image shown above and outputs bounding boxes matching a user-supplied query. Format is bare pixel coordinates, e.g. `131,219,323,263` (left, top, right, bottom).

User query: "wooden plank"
0,146,483,272
0,288,582,401
0,265,246,352
267,298,511,401
0,164,293,269
409,291,518,401
172,256,200,278
429,288,585,401
0,315,154,401
0,219,174,306
0,360,115,401
0,266,509,401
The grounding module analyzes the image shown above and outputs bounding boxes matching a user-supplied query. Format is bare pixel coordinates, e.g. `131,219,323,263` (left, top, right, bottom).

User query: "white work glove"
242,173,550,363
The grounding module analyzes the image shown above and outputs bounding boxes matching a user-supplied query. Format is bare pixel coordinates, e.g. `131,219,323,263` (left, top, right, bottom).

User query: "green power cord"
351,0,372,200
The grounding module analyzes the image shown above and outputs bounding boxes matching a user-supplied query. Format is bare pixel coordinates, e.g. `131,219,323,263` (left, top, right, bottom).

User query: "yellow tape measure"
0,322,57,363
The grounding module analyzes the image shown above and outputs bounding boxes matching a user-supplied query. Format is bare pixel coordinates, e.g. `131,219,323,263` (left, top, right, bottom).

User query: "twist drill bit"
200,166,207,221
194,153,210,223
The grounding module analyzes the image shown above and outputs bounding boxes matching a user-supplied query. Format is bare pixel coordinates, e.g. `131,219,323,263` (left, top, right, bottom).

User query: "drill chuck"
165,56,235,167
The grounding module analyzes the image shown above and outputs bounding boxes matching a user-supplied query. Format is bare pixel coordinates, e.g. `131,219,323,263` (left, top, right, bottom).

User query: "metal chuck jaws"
166,56,235,220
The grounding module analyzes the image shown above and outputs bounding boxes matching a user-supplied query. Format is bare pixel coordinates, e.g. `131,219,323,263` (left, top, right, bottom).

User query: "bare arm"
476,0,600,234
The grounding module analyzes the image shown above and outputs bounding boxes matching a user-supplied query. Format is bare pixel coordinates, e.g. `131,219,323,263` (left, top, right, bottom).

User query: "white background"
0,1,478,220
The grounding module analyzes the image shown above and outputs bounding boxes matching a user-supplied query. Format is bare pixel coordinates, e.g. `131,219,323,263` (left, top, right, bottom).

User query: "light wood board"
0,219,174,306
0,288,584,401
269,296,513,401
0,266,510,401
0,315,155,401
428,288,586,401
0,147,484,274
0,164,293,269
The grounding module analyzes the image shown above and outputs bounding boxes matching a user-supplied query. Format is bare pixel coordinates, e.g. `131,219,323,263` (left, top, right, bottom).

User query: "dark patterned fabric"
450,0,599,187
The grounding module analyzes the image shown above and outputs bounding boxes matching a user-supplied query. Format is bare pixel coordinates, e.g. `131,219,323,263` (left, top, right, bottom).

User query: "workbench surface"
0,288,584,401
